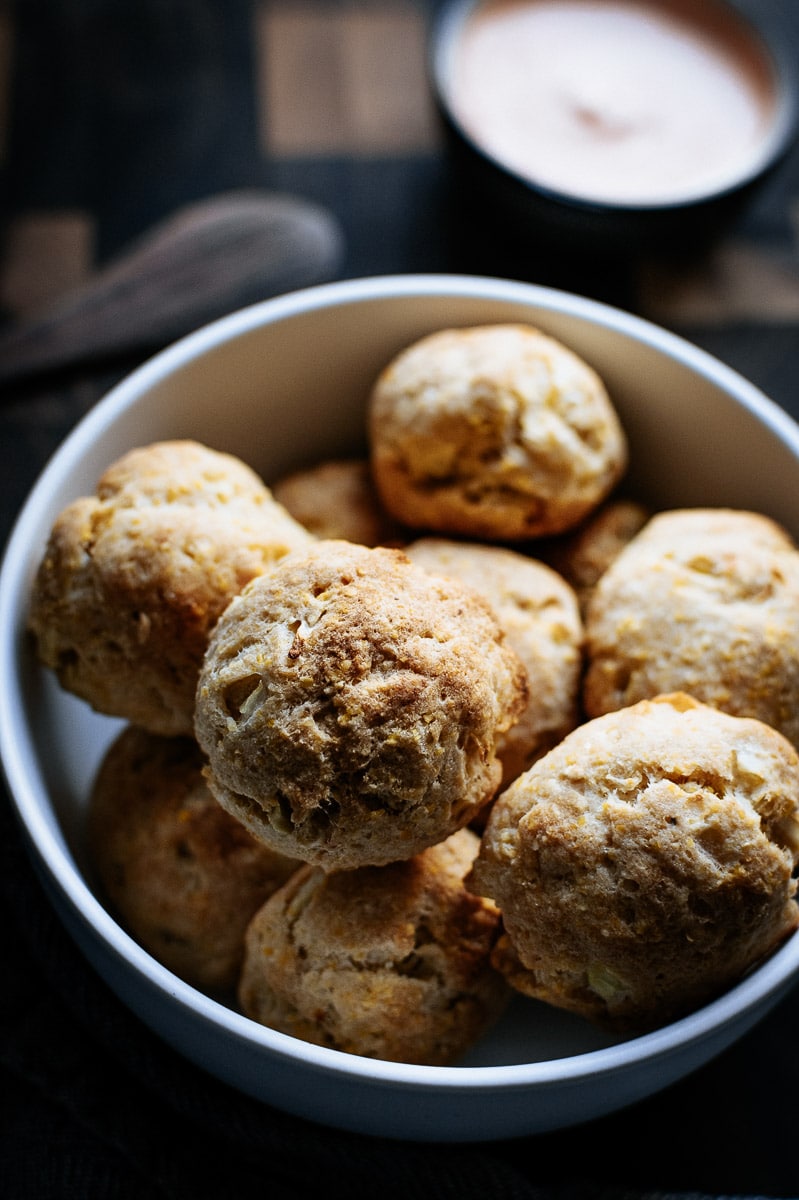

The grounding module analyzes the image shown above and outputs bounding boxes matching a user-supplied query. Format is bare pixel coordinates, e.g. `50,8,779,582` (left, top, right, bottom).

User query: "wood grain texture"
256,0,439,155
0,211,95,320
638,237,799,326
0,192,343,386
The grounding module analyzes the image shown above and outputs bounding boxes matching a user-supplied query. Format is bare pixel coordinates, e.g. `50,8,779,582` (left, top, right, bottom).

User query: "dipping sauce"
447,0,779,206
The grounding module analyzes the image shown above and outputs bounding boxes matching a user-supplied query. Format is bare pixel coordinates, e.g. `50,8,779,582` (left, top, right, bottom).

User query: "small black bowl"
429,0,798,270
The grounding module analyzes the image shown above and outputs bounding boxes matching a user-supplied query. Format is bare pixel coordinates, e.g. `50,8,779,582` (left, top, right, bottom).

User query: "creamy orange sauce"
448,0,777,205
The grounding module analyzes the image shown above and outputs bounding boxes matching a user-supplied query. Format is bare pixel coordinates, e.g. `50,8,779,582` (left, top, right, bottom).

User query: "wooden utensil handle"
0,191,344,391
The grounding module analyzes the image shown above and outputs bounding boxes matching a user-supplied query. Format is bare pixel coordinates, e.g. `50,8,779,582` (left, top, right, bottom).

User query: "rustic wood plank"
0,211,94,319
637,215,799,325
255,0,439,156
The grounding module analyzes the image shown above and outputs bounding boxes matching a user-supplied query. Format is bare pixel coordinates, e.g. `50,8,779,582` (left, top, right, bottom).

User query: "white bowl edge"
3,273,799,1140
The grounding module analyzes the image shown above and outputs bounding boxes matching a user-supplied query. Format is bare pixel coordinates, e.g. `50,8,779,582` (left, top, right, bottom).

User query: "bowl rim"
3,270,799,1093
429,0,799,216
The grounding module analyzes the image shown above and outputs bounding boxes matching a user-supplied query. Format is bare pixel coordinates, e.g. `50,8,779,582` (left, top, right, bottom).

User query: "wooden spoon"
0,191,344,391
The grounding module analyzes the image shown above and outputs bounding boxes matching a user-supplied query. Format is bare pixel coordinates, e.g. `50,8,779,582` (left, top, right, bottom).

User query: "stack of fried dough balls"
28,440,311,994
192,536,525,1061
27,321,799,1060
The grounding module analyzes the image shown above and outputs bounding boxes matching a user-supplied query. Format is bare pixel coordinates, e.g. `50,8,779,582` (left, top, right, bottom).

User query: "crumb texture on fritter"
238,828,509,1064
194,539,527,870
405,537,583,787
583,508,799,747
88,725,299,994
540,496,650,615
272,457,407,547
28,440,313,735
369,324,628,541
471,693,799,1030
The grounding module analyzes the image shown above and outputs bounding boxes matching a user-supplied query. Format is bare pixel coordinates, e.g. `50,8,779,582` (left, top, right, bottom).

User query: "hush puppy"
583,508,799,747
541,496,650,615
471,693,799,1031
194,539,527,871
28,440,312,735
88,726,299,994
369,324,627,540
238,828,509,1064
271,457,406,547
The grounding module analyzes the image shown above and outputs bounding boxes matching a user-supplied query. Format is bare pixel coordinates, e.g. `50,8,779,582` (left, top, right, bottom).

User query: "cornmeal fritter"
89,725,299,994
28,440,312,735
238,828,508,1064
369,324,627,540
194,539,527,870
471,693,799,1031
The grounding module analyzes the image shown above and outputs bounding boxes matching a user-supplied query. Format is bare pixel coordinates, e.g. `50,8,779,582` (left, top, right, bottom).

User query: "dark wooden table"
2,3,799,1197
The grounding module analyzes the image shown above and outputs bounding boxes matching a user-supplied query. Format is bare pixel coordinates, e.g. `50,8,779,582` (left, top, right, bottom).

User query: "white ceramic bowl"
3,274,799,1143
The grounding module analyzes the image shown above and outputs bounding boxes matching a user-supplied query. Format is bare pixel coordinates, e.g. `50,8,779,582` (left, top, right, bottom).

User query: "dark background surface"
2,2,799,1196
